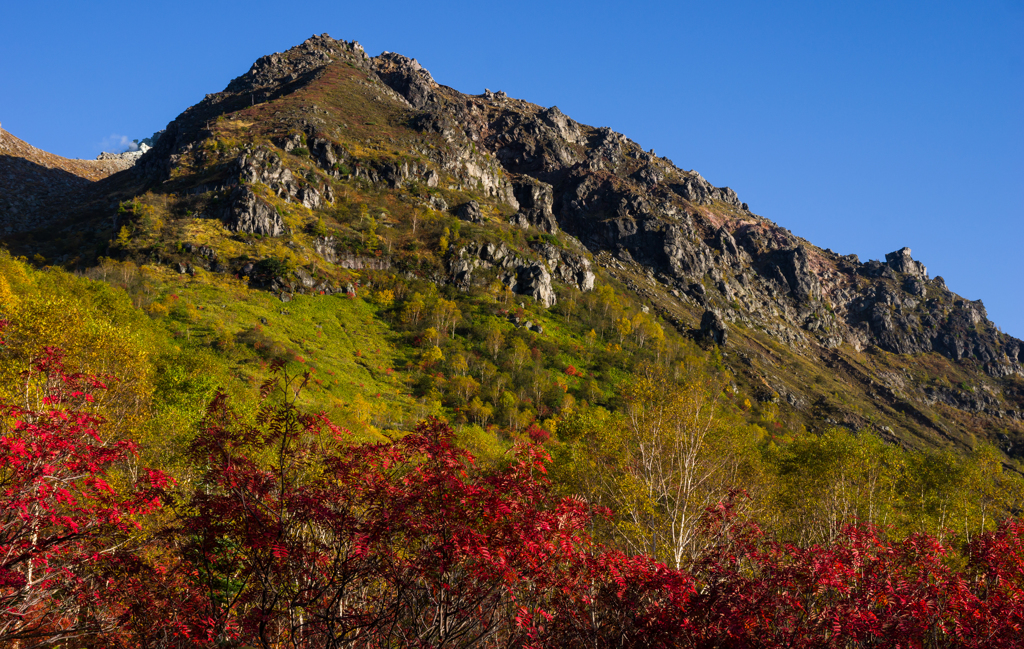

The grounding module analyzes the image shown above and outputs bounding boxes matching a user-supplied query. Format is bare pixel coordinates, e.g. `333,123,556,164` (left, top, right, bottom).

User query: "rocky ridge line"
358,48,1021,377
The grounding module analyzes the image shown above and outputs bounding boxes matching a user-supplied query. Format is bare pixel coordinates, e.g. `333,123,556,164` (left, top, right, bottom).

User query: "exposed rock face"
370,52,438,109
451,239,595,306
671,173,742,207
886,247,927,278
314,236,338,263
333,254,391,270
701,309,728,346
456,200,484,223
510,178,557,232
762,247,822,301
231,146,338,211
516,264,556,308
238,149,298,198
226,186,283,236
531,242,595,292
298,186,323,210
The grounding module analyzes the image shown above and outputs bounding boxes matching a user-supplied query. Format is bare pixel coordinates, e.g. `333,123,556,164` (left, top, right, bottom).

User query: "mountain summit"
3,33,1022,459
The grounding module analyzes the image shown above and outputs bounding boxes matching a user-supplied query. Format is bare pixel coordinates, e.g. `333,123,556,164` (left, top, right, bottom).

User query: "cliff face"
3,34,1022,459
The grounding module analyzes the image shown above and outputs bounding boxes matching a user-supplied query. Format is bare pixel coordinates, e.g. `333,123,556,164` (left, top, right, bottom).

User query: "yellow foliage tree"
372,289,395,309
0,253,155,446
555,359,761,568
401,292,426,326
631,311,664,349
614,315,632,344
420,345,444,369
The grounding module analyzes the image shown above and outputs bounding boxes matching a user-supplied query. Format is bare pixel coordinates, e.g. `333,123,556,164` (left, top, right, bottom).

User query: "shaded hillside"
0,126,135,233
3,34,1023,463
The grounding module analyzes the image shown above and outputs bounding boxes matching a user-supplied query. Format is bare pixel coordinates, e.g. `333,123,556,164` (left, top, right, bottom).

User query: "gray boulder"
456,200,484,223
429,195,448,212
293,267,315,288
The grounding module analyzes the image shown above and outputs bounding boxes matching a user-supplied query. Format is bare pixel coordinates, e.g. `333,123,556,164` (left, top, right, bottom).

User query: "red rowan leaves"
0,347,169,646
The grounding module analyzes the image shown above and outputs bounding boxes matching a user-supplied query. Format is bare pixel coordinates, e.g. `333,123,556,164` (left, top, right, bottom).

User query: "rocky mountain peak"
3,34,1021,460
225,33,364,95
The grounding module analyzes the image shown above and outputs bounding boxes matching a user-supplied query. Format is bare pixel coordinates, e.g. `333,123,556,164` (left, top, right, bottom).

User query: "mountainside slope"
3,34,1023,464
0,126,135,234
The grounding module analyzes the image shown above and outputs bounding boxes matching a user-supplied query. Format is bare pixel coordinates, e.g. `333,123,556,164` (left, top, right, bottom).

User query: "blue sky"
2,1,1022,337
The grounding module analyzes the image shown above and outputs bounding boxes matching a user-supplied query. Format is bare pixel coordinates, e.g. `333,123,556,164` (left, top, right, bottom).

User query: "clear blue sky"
2,1,1022,338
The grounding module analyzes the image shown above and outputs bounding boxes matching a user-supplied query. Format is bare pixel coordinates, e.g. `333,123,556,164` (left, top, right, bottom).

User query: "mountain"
2,33,1022,464
0,126,134,234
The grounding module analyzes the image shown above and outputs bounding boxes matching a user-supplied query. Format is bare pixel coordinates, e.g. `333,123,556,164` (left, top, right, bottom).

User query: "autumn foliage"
0,345,167,647
0,344,1021,647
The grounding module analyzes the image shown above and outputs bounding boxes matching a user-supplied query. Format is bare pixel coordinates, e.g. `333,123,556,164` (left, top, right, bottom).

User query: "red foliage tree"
683,492,1024,648
0,346,167,647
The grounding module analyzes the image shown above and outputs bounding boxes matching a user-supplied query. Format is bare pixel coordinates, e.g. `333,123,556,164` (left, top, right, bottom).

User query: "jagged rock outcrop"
701,309,728,346
237,149,299,198
298,186,323,210
516,264,556,308
225,186,283,236
531,243,596,293
314,236,338,263
761,247,822,302
671,173,742,207
885,247,927,278
510,178,557,232
370,52,438,109
226,33,357,95
451,240,595,306
456,201,484,223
